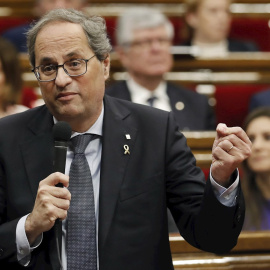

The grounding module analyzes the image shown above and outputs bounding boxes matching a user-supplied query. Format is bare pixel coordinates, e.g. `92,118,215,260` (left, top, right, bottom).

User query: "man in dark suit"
106,7,216,131
0,8,251,270
107,81,215,131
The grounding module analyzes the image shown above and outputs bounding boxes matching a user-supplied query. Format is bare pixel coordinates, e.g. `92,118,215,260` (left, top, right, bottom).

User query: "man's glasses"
32,55,96,82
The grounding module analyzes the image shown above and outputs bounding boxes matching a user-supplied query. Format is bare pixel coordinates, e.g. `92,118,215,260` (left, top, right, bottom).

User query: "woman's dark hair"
242,107,270,230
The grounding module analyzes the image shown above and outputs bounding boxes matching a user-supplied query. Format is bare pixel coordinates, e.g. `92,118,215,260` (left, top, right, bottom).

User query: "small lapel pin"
125,134,131,140
123,144,130,155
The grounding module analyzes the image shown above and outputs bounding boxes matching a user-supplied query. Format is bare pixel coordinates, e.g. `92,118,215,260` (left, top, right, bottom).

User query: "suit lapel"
20,106,54,199
98,96,137,250
19,106,60,270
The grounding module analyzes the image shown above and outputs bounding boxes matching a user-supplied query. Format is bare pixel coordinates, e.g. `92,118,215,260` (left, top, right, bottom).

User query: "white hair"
116,7,174,46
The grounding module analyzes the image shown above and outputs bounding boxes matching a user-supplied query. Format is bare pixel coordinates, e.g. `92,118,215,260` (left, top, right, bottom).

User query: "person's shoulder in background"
106,81,132,101
1,23,31,53
249,89,270,112
178,38,259,52
228,38,260,52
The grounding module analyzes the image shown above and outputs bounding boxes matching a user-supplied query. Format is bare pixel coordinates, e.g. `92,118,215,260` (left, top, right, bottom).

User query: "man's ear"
103,54,110,80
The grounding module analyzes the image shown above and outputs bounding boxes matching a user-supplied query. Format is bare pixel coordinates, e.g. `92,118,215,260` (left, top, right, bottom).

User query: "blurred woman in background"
242,107,270,230
181,0,259,57
0,37,28,117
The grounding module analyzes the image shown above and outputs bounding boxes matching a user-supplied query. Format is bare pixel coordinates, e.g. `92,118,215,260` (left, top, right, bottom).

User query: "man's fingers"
216,124,252,146
219,135,252,158
40,172,69,188
52,196,70,212
43,202,69,223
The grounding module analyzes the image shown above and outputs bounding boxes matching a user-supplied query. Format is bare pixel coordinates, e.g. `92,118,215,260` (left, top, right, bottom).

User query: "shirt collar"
126,75,167,104
191,39,229,58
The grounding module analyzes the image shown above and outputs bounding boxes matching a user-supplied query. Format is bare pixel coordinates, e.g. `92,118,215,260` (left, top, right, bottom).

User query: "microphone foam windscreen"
53,121,72,141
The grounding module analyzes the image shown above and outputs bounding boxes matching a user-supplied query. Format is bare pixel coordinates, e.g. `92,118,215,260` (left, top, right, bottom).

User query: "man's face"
188,0,232,43
34,21,109,125
118,25,173,79
37,0,85,16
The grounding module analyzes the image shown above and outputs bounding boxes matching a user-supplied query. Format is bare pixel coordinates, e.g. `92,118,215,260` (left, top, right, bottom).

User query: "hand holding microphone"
25,122,72,245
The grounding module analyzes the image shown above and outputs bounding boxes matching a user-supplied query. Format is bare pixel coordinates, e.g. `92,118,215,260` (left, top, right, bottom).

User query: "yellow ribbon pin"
123,145,130,155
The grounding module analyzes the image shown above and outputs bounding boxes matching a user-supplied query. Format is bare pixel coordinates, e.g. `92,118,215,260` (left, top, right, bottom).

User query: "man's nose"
151,39,163,50
54,67,72,87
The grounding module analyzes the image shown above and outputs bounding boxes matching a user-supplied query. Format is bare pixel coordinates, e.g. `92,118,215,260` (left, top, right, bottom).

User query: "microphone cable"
55,221,63,270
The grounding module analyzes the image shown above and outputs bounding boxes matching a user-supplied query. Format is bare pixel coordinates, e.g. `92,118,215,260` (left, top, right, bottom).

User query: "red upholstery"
22,87,38,108
230,17,270,51
1,16,269,51
215,84,269,127
202,168,210,180
0,17,32,34
169,17,185,45
105,17,117,46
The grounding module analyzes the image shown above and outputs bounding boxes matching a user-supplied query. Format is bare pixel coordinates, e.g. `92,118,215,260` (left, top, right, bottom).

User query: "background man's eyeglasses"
123,38,171,50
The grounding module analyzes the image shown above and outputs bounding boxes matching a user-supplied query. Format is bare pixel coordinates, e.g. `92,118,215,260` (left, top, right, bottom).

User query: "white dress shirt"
192,40,229,58
127,76,172,111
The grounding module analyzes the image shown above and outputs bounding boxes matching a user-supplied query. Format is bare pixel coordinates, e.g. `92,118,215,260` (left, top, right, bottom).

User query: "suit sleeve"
0,162,21,263
165,111,245,254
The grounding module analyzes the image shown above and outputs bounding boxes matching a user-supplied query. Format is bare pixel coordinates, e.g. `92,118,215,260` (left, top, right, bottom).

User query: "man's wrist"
25,214,41,245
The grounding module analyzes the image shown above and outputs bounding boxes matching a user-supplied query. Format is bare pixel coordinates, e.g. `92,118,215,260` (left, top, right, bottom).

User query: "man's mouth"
56,92,77,101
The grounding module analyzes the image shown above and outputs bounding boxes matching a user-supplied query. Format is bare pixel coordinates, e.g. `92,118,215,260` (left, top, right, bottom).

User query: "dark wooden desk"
170,231,270,269
109,52,270,87
172,52,270,72
183,131,215,169
110,51,270,72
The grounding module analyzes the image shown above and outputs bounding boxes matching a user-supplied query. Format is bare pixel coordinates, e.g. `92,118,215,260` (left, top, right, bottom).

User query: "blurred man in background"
106,6,216,131
1,0,88,52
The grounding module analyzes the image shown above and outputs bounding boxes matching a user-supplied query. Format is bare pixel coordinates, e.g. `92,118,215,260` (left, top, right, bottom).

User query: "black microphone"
52,121,72,269
53,121,72,187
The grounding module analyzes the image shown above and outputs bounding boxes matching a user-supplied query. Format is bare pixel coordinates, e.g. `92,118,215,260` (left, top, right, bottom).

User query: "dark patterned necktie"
67,134,97,270
147,96,157,107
